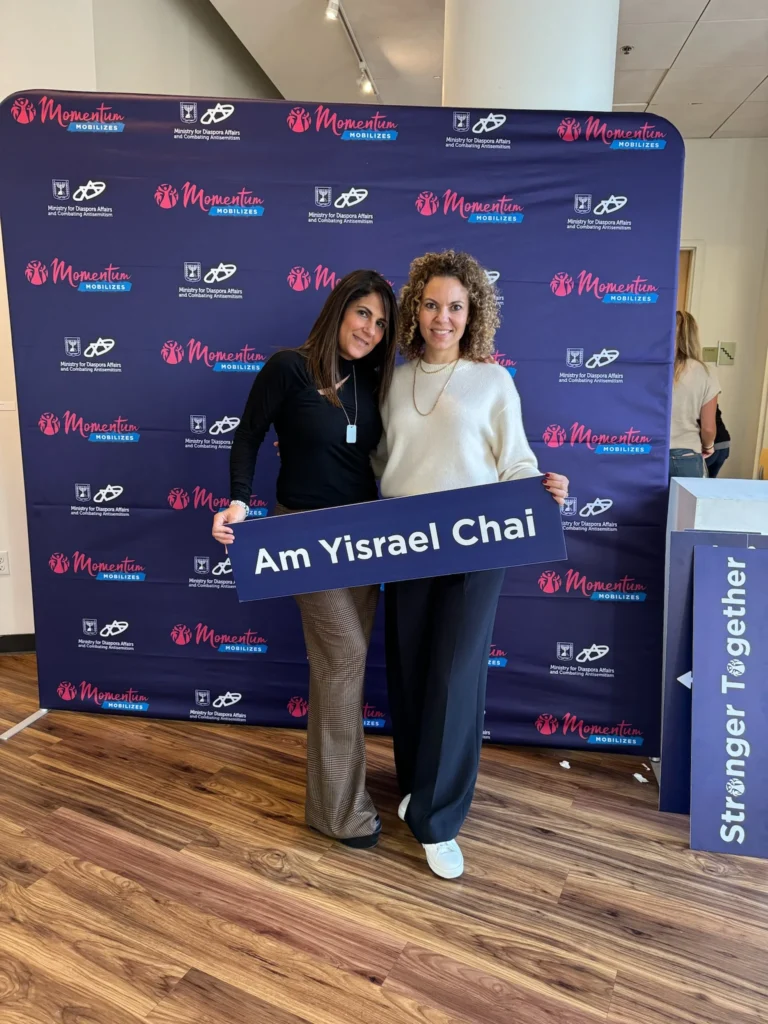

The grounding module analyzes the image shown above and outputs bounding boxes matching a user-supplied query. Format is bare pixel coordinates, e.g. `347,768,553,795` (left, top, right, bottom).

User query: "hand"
212,503,247,546
542,472,569,506
702,446,715,459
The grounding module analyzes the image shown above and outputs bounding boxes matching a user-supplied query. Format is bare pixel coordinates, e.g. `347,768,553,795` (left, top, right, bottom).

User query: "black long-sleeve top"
229,349,382,511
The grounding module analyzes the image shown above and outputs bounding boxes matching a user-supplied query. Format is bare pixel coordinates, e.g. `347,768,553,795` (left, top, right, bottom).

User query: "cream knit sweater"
376,358,540,498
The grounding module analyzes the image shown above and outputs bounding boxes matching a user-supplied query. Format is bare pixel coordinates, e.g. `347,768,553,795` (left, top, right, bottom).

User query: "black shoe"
339,817,381,849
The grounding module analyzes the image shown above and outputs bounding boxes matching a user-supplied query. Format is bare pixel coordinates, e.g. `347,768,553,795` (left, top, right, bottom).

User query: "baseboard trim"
0,634,35,654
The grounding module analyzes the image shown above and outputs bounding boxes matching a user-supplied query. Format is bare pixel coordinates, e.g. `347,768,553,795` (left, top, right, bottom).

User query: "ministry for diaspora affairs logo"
10,95,126,132
557,115,667,150
286,104,397,141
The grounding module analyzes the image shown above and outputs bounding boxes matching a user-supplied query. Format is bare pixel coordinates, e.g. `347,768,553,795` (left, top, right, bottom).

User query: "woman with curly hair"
377,250,568,879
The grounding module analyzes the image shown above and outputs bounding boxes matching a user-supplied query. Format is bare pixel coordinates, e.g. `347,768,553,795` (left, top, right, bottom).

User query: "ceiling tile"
614,69,667,103
617,22,696,69
613,103,649,112
619,0,707,23
703,0,768,20
653,64,768,104
747,75,768,99
714,101,768,136
647,102,737,136
676,19,768,65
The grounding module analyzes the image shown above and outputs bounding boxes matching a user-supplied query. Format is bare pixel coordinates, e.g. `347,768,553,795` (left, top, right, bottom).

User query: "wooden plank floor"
1,653,767,1023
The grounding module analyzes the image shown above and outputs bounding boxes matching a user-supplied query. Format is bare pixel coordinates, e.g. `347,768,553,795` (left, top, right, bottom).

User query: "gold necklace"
418,357,456,374
412,358,459,416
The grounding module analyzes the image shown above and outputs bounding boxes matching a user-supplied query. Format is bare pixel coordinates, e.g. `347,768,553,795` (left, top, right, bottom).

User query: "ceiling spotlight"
326,0,340,19
358,61,373,93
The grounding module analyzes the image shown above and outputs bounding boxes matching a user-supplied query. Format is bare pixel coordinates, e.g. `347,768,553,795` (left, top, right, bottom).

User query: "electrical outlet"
0,551,9,575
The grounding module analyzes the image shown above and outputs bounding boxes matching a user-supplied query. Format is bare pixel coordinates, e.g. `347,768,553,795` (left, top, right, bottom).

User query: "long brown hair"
398,250,499,362
674,310,704,381
299,270,398,407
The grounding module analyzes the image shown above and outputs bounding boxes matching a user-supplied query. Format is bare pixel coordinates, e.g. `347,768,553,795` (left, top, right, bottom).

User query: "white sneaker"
398,794,411,821
423,840,464,880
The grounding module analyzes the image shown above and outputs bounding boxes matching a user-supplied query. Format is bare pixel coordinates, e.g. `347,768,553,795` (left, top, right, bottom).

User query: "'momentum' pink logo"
542,423,652,451
288,265,338,291
584,115,665,145
536,712,643,741
169,487,256,512
12,96,125,128
540,569,646,598
289,104,397,137
25,258,131,288
416,189,523,220
38,411,138,438
155,181,264,212
50,551,145,577
172,623,267,649
58,680,147,707
551,271,658,300
161,338,266,368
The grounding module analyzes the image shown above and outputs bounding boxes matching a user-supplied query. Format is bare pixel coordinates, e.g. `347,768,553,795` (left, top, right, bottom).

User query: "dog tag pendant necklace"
343,366,358,443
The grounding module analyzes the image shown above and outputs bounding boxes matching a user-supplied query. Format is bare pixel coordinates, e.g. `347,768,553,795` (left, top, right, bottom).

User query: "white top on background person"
377,358,539,497
670,310,719,455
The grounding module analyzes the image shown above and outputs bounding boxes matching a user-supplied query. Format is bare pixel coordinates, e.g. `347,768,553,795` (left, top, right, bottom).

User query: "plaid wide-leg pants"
274,504,379,839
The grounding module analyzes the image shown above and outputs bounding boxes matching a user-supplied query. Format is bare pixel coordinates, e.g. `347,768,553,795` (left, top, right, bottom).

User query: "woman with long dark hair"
212,270,398,848
377,250,568,878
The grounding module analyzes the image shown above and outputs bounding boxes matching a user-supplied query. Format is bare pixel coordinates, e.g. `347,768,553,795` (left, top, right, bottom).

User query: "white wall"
0,0,277,638
680,138,768,480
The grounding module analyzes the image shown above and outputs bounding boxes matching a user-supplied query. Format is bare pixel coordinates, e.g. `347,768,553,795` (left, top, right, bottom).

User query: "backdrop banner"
691,547,768,858
229,478,567,602
0,91,683,750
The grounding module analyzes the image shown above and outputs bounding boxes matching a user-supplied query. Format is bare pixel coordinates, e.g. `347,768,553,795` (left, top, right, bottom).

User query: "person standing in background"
706,405,731,478
670,311,720,479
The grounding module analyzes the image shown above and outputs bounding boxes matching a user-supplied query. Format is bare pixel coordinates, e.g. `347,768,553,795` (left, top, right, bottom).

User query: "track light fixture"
325,1,378,99
358,62,374,94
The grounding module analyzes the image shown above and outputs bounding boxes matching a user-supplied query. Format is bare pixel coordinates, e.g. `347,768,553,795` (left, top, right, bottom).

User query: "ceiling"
212,0,768,138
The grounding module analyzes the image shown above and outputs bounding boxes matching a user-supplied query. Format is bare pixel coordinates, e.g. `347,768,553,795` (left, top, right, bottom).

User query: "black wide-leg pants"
384,568,505,845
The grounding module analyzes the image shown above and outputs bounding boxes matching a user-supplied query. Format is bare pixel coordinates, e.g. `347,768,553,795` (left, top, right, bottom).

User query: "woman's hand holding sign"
212,502,247,546
542,472,569,506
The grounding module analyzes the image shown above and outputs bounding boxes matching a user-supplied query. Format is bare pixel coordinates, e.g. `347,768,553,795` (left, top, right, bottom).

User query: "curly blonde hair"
398,249,500,362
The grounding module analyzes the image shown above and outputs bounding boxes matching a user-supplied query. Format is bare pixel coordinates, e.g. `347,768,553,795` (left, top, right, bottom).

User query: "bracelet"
229,499,249,510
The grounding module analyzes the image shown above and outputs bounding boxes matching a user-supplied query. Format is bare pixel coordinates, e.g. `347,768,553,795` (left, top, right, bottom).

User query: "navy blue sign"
229,479,566,601
0,91,683,749
691,546,768,858
659,531,768,815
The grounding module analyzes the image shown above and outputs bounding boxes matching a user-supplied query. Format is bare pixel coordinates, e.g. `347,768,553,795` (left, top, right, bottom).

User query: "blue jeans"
706,447,730,478
669,448,706,479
